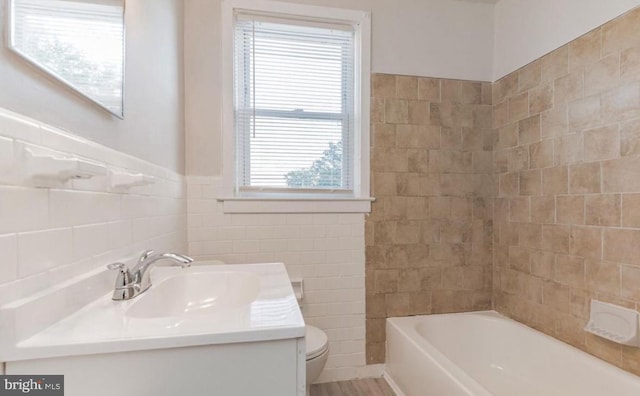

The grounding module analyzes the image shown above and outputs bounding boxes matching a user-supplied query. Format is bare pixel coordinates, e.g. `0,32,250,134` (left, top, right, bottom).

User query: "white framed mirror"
7,0,125,118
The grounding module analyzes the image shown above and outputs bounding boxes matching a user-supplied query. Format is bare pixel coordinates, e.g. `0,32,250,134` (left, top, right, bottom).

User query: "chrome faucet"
107,250,193,300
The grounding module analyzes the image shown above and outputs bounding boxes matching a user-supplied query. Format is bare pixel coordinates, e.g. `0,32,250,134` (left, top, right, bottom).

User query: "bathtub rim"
385,311,495,396
385,310,640,396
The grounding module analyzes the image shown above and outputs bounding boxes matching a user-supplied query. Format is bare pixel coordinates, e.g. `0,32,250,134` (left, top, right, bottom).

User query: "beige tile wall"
365,74,494,363
366,7,640,375
493,7,640,375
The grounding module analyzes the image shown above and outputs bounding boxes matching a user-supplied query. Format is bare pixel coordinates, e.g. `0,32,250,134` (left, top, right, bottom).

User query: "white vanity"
1,263,306,396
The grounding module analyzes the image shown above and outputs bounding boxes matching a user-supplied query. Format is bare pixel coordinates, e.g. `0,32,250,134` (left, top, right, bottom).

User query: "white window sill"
217,197,374,214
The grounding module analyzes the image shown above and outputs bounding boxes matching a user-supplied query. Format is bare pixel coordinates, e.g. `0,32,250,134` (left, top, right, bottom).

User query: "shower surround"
493,7,640,375
365,75,495,363
366,7,640,375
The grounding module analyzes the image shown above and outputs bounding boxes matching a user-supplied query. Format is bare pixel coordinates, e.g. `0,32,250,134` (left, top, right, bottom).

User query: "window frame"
220,0,371,213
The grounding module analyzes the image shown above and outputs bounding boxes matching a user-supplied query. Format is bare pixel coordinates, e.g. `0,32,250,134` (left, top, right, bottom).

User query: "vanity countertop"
1,263,305,362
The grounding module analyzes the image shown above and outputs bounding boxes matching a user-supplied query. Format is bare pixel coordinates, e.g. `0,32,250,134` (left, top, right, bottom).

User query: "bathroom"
1,0,640,394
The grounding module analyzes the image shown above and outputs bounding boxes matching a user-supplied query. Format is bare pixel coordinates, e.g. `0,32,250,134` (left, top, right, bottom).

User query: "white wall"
368,0,495,79
184,0,496,177
0,0,185,173
493,0,640,80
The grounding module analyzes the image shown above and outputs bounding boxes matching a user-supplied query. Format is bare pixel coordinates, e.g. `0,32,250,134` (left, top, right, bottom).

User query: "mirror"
8,0,125,118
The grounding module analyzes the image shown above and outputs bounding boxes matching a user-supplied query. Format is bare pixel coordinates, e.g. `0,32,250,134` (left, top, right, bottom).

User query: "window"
221,0,371,213
235,16,354,193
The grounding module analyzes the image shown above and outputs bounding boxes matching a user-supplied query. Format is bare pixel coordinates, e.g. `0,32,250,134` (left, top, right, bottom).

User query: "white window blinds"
234,13,355,193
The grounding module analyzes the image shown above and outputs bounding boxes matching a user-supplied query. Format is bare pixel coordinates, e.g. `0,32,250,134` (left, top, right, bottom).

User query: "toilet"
305,324,329,391
292,277,329,390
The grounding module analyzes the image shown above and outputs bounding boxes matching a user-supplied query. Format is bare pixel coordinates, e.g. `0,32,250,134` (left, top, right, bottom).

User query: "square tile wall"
365,74,495,363
492,7,640,375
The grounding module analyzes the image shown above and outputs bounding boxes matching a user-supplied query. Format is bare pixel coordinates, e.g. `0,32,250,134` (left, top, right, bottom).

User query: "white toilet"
293,278,329,390
305,325,329,392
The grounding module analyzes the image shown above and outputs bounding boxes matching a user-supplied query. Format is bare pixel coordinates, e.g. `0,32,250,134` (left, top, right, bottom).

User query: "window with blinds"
234,13,355,194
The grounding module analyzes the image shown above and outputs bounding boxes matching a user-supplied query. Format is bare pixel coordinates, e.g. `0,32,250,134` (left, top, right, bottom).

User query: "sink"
2,262,306,396
2,262,304,364
126,270,261,319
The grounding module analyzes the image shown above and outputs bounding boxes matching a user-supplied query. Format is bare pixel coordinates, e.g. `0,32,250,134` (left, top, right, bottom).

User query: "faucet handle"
139,250,155,263
107,262,132,289
107,262,135,301
107,262,127,271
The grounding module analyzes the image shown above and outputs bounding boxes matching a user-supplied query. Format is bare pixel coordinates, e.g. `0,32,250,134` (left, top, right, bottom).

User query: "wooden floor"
309,378,396,396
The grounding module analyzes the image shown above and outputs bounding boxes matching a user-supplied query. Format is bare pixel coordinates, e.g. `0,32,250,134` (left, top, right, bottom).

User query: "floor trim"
383,369,405,396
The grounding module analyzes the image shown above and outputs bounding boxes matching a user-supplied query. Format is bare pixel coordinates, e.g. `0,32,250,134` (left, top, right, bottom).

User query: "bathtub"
385,311,640,396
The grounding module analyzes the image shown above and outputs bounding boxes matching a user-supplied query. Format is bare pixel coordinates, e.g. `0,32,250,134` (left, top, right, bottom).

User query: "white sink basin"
127,271,261,319
2,263,304,363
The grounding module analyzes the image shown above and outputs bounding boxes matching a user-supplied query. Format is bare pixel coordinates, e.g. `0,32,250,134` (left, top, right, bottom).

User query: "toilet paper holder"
291,278,304,304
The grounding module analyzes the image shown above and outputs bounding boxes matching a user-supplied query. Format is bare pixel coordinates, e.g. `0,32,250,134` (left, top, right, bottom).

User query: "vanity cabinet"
8,337,305,395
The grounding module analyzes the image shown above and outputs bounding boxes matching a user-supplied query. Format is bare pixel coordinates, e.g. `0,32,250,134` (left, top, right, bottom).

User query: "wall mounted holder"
291,278,304,304
585,299,640,346
23,144,106,185
109,169,155,190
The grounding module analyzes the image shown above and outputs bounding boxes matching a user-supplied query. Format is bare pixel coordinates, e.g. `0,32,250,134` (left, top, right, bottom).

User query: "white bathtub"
385,311,640,396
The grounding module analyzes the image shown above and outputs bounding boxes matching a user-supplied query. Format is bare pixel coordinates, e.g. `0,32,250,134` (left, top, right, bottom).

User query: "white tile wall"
0,106,377,383
187,177,374,382
0,235,17,285
48,190,121,228
17,228,73,278
0,107,187,306
0,186,49,234
72,224,110,261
